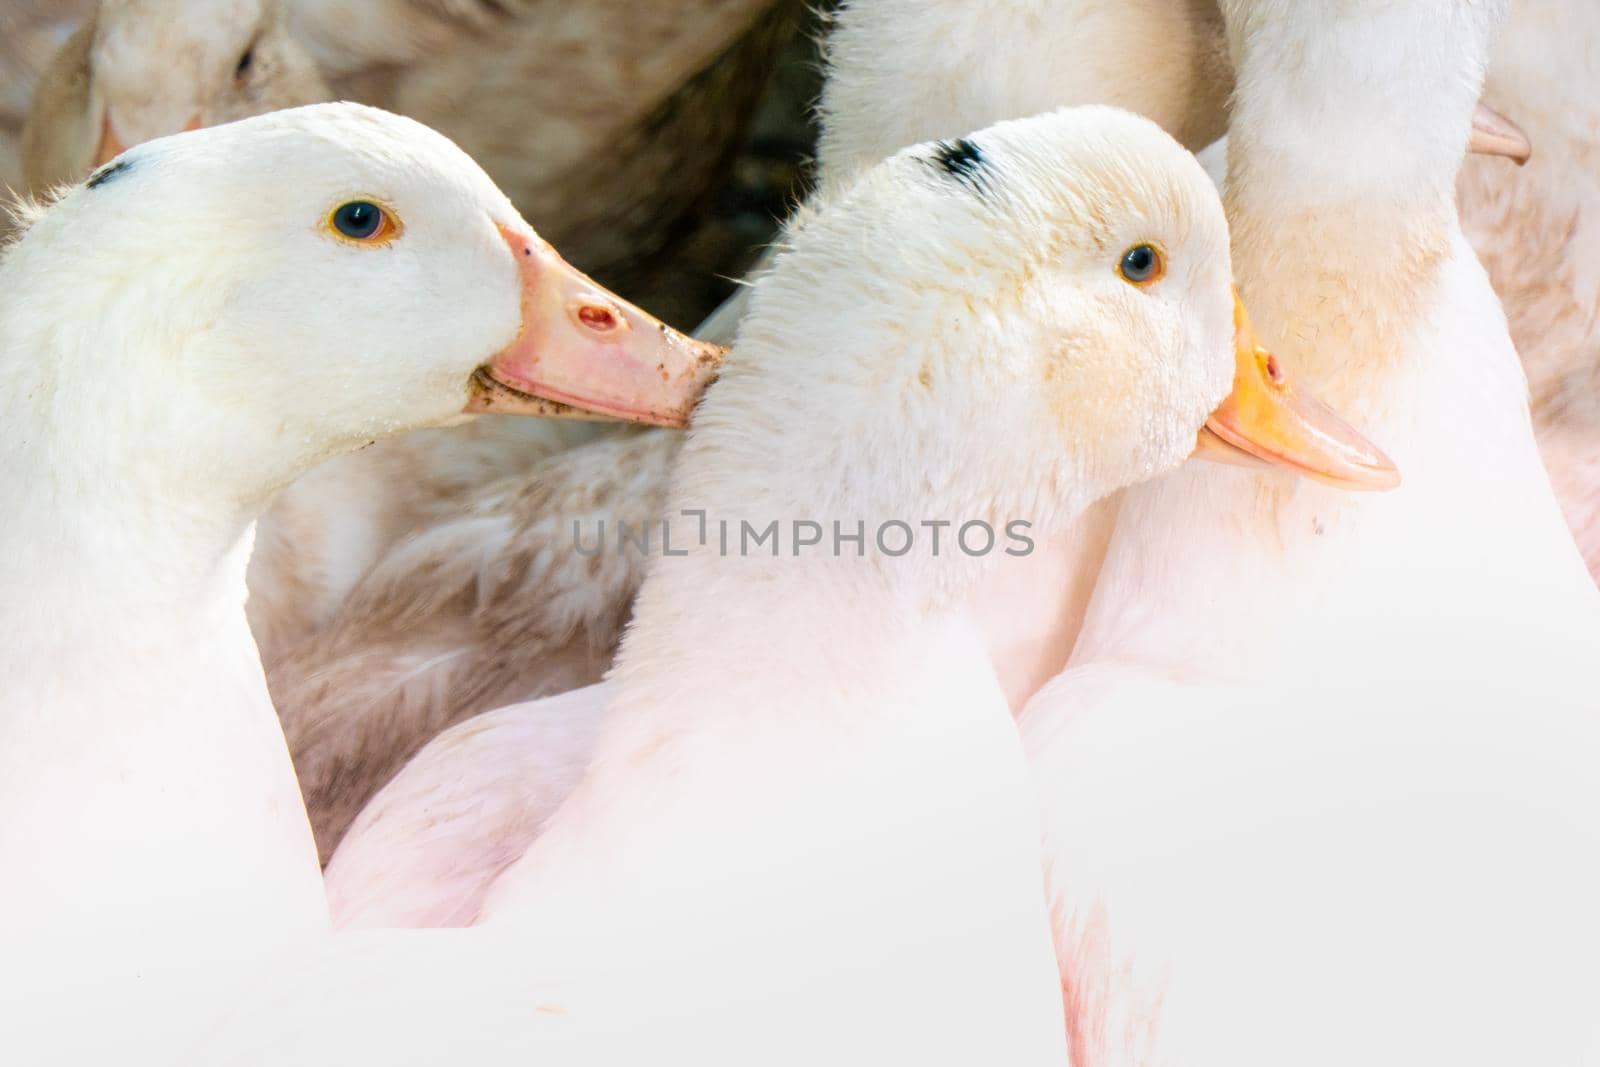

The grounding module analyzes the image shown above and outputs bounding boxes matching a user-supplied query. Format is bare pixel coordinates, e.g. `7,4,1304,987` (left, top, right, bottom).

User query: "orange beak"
1468,103,1531,165
465,226,725,427
1193,293,1400,491
95,112,204,167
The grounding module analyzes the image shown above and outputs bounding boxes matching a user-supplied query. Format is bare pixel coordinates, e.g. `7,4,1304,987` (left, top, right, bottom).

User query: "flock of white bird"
1,0,1597,1064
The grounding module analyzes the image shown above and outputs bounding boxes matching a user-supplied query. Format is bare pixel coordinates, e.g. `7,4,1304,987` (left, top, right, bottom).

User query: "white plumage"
2,1,1597,1061
0,100,711,987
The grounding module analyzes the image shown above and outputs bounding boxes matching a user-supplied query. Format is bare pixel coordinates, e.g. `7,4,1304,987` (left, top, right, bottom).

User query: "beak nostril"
578,305,620,332
1265,354,1284,384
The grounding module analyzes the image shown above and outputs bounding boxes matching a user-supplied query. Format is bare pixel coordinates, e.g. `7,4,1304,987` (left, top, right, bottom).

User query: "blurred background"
0,0,833,328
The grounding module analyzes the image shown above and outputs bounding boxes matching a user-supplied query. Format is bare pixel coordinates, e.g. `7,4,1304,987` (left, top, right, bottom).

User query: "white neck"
0,302,327,981
478,328,1069,1053
1073,7,1599,686
555,328,1040,839
597,292,1098,715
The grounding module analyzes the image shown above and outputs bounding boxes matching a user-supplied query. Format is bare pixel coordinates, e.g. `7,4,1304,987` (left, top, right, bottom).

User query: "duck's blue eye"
332,201,385,240
1118,243,1164,285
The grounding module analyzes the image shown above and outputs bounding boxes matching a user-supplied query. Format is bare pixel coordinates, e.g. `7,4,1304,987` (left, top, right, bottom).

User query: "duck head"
718,106,1394,540
24,0,332,189
6,103,721,506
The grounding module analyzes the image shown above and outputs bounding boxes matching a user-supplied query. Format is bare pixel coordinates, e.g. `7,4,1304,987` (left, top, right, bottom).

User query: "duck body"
1021,4,1600,1061
490,603,1068,1062
245,414,600,668
0,521,325,980
272,425,673,856
326,681,609,928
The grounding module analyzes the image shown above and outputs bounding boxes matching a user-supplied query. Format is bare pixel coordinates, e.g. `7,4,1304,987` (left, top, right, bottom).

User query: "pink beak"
1468,103,1531,165
465,225,725,428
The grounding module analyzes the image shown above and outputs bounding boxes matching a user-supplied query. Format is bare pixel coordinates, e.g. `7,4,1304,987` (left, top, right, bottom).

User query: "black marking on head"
86,158,132,190
930,138,989,193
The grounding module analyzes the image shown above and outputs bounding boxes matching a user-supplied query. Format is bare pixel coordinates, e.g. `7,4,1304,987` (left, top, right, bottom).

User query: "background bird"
8,0,813,330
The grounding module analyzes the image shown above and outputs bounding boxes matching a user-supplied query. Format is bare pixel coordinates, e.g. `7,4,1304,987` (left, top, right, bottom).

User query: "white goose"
1022,3,1600,1063
0,100,718,986
325,103,1391,946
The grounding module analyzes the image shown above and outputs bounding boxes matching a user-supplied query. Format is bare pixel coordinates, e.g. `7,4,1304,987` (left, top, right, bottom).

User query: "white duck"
1459,0,1600,581
0,100,718,986
1027,2,1600,595
19,0,329,192
10,0,760,855
17,0,578,661
21,0,796,285
835,0,1588,604
1021,2,1600,1063
324,105,1391,940
704,0,1528,701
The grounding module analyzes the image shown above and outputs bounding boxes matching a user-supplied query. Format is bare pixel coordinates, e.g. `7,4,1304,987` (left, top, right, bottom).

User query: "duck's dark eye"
1118,243,1165,286
332,201,386,240
234,46,255,80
